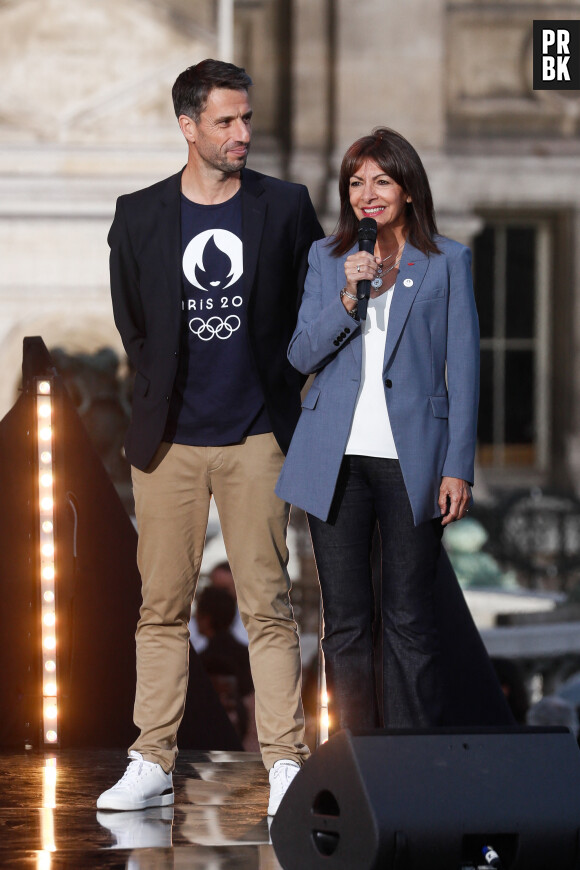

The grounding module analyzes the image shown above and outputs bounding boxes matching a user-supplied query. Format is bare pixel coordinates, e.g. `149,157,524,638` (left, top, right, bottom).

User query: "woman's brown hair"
329,127,440,257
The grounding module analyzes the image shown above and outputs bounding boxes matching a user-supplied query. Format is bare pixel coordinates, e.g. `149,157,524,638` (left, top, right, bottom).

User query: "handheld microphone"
356,217,377,319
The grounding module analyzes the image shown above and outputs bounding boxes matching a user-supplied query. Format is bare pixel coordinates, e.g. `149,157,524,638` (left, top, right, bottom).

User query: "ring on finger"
357,264,361,272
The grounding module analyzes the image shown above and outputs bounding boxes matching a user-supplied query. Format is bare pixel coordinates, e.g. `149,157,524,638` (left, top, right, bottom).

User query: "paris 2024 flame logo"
182,230,244,341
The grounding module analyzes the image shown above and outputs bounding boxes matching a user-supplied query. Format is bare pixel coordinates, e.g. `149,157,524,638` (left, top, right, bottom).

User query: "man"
96,59,323,816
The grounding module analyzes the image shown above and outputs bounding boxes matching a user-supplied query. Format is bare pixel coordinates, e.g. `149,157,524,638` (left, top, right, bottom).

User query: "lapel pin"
407,262,415,266
403,278,414,288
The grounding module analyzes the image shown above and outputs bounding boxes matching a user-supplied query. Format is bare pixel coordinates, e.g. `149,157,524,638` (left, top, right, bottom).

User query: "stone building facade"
1,0,580,499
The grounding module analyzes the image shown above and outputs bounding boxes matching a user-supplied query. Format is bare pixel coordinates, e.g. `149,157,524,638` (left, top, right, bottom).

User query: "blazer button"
385,378,392,388
345,327,351,334
333,340,340,346
165,395,170,401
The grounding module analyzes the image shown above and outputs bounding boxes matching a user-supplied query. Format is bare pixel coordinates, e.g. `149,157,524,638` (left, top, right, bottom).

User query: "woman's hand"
342,252,380,311
438,477,471,526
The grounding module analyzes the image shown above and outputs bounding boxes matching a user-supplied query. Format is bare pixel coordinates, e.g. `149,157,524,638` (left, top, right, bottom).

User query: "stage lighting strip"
36,378,58,746
319,673,330,745
39,756,57,865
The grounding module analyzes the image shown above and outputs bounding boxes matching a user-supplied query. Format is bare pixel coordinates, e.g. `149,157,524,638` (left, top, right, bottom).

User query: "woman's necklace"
371,242,405,290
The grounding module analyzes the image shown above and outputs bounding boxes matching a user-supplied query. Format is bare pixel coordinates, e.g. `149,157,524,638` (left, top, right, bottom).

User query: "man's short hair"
172,58,253,121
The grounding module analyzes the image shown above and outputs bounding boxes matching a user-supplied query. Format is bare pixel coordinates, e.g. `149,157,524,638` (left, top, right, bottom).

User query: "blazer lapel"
158,170,184,329
240,169,267,300
383,241,430,370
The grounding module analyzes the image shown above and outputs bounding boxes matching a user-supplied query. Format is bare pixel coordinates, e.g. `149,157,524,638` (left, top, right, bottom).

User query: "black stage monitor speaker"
270,727,580,870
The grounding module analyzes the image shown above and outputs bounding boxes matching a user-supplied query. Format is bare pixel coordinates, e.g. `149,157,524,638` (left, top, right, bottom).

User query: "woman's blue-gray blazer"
276,235,480,525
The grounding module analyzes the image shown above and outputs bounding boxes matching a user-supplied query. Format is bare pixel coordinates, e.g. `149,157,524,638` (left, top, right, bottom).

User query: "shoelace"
272,763,297,783
117,758,150,785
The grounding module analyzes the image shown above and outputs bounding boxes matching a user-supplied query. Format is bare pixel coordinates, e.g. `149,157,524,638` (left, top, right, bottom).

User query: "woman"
276,127,479,732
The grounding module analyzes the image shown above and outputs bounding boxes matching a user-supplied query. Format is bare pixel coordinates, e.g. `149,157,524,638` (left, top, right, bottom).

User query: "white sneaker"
96,751,174,811
267,759,300,816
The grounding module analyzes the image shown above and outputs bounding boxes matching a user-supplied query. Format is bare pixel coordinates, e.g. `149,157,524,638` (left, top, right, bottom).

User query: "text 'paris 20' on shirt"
164,190,271,446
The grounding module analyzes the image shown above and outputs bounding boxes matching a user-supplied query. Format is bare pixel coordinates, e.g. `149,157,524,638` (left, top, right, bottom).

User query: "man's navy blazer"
109,167,323,470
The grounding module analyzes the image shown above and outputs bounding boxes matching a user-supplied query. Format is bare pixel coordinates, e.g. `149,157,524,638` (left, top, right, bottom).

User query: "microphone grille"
358,217,377,241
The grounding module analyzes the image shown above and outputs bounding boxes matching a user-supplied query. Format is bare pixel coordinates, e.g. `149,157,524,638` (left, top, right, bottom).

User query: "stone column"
565,207,580,497
288,0,333,212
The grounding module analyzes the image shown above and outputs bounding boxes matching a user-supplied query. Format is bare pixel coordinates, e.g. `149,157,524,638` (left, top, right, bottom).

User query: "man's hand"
438,476,471,526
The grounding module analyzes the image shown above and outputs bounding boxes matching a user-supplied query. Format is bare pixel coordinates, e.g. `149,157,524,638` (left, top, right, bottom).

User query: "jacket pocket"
301,386,320,410
429,395,449,418
415,286,445,303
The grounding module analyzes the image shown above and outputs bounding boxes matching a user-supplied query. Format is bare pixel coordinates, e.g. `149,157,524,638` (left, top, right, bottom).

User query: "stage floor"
1,748,283,869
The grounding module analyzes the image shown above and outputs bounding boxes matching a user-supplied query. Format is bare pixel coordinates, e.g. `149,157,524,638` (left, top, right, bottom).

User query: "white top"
345,285,398,459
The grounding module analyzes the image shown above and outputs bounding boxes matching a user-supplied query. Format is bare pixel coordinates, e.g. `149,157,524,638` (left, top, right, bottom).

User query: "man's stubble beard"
202,144,250,176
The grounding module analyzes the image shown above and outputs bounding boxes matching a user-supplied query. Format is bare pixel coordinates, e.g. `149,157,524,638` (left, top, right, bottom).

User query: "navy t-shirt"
164,190,270,445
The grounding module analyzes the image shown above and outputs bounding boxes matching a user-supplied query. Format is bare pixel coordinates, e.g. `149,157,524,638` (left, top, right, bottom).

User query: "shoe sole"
96,791,174,811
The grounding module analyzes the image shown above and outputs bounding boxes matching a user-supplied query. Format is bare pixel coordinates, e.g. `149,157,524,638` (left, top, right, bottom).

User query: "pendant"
371,277,383,289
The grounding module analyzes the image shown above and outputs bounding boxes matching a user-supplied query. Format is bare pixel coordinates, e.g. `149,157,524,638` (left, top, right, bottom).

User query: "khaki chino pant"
129,433,308,772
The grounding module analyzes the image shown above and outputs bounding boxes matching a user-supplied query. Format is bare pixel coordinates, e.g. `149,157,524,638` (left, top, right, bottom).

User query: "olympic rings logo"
189,315,241,341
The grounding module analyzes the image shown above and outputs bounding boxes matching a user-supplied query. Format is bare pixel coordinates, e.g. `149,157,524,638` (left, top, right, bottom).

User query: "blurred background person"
196,584,258,751
491,657,530,725
197,586,253,698
189,562,249,652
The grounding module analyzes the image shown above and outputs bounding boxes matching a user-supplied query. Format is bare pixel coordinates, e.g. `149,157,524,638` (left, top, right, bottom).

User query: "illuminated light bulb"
40,473,53,488
43,636,56,651
45,731,58,743
38,381,51,395
45,703,57,720
42,520,54,533
40,451,52,464
45,660,56,672
38,403,51,419
321,688,329,706
41,544,54,558
40,497,53,511
43,612,56,627
43,591,55,603
42,566,55,581
39,427,52,442
44,682,57,696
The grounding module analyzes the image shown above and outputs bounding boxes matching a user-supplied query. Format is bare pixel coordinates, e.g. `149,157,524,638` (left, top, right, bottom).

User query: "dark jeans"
308,456,443,733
